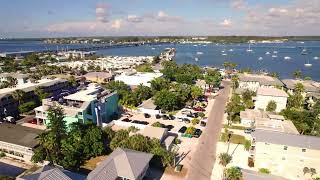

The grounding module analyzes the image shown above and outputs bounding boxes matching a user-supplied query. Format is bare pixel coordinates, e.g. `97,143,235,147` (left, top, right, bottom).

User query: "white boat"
302,48,308,55
193,45,198,47
222,53,227,56
272,55,277,58
196,52,204,55
273,51,278,54
228,49,234,52
258,57,263,60
246,44,253,52
305,58,312,67
265,52,271,55
314,56,319,60
221,50,225,53
284,56,291,60
195,57,199,62
151,47,155,50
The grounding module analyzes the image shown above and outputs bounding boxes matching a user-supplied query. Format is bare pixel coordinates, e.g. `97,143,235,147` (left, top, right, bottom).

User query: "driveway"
186,80,231,180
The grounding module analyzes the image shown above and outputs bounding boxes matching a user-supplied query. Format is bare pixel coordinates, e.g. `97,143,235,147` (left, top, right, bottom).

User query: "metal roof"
87,148,153,180
252,129,320,150
257,87,288,97
239,74,284,86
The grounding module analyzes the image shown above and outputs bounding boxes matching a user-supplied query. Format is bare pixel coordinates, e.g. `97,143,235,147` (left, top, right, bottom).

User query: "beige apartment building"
251,129,320,179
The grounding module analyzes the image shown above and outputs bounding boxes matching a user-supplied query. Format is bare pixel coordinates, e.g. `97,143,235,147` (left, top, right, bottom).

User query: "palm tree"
225,167,242,180
34,86,51,102
293,70,302,79
294,82,305,93
6,76,18,88
12,89,26,105
219,152,232,167
231,75,239,90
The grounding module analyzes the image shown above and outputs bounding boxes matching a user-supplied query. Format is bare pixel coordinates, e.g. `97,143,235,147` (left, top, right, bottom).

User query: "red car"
28,119,37,124
193,107,205,112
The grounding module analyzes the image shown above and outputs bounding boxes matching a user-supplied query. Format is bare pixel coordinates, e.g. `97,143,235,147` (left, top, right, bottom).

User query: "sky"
0,0,319,38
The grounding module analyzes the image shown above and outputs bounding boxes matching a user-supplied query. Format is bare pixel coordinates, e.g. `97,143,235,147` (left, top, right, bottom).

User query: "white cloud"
127,15,143,23
95,3,108,23
220,19,232,27
111,19,122,29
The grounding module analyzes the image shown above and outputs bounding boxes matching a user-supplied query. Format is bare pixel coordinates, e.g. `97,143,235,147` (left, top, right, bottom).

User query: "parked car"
162,115,169,120
183,118,191,124
177,117,184,122
181,110,192,115
155,114,161,119
168,114,175,120
144,113,151,118
187,113,198,118
28,119,37,124
200,121,207,127
193,107,205,112
244,128,254,134
194,129,202,138
4,116,15,123
122,118,131,122
178,126,187,134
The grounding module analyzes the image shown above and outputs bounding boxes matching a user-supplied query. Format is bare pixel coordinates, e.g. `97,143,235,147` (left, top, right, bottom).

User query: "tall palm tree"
225,167,242,180
12,89,26,105
294,82,305,93
293,70,302,79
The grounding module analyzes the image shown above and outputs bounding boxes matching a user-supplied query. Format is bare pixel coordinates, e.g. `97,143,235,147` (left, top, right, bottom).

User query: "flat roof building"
255,87,288,112
83,72,114,83
115,72,163,87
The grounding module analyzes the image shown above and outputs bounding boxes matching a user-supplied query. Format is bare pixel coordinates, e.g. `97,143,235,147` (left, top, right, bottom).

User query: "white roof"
115,72,162,87
257,87,288,97
64,84,101,102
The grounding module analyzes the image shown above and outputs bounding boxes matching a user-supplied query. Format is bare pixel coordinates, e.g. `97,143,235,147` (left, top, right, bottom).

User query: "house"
137,98,160,115
250,129,320,179
0,73,29,85
0,78,70,119
255,87,288,112
0,51,34,59
58,50,95,59
17,165,86,180
0,124,43,162
238,73,284,92
35,84,119,127
83,72,114,84
139,126,168,142
115,71,163,88
87,148,153,180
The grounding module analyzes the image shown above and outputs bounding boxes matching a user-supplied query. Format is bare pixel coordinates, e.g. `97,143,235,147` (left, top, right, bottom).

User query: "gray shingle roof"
0,124,43,148
239,74,284,86
252,129,320,150
87,148,153,180
282,79,320,92
18,165,86,180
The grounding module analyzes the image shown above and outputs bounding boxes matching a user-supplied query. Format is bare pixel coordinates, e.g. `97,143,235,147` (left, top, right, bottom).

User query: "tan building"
239,73,284,92
83,72,114,83
255,87,288,112
250,129,320,179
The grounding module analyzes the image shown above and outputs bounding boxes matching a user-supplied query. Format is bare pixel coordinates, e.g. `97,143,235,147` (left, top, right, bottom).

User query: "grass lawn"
81,155,108,171
220,133,246,144
223,124,246,130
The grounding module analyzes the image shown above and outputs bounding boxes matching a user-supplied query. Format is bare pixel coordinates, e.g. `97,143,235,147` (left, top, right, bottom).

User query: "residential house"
250,129,320,179
0,73,29,85
238,73,284,92
17,165,86,180
137,98,161,115
87,148,153,180
35,84,119,127
255,87,288,112
0,124,43,162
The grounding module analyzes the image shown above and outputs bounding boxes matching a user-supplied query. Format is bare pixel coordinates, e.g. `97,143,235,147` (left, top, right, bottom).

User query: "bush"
218,153,232,167
266,100,277,112
191,118,200,125
198,112,205,118
259,168,270,174
185,126,196,135
174,138,181,144
152,122,163,128
0,151,5,158
128,126,139,133
244,140,251,151
19,101,37,113
220,133,246,144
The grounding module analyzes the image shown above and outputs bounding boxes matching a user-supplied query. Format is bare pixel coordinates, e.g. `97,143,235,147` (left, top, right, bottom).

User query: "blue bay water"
1,40,320,80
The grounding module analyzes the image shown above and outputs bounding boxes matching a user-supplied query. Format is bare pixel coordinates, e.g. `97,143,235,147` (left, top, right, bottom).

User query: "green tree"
185,126,196,135
191,86,203,100
154,89,180,111
134,84,152,102
266,100,277,112
219,153,232,167
81,125,105,159
231,75,239,90
293,69,302,79
241,89,255,102
19,101,37,113
136,64,154,72
152,122,163,128
226,94,245,125
34,86,51,102
191,118,200,125
175,74,193,85
110,129,129,150
6,76,17,88
259,168,270,174
244,140,251,151
150,77,170,93
68,75,77,87
11,89,26,105
225,167,242,180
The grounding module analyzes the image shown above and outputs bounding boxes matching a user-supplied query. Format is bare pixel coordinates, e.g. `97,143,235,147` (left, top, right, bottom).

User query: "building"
137,98,161,115
240,109,299,134
0,51,34,58
57,50,95,59
255,87,288,112
0,78,70,119
238,73,284,92
139,126,168,142
0,124,43,162
115,71,163,88
250,129,320,179
18,165,86,180
87,148,153,180
0,73,29,85
83,72,114,83
35,84,119,127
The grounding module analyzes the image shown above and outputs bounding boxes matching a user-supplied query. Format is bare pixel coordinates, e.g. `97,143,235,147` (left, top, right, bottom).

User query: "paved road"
186,80,231,180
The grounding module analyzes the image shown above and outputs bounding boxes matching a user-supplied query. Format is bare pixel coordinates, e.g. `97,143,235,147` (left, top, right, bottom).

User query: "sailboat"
258,57,263,60
195,57,199,62
304,58,312,67
301,47,308,55
265,51,271,55
196,52,204,55
246,44,253,52
314,56,319,60
273,51,278,54
284,56,291,60
228,49,234,52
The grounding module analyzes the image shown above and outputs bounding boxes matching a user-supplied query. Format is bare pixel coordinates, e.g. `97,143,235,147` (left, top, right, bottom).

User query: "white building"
138,98,161,115
255,87,288,112
115,72,163,87
58,50,95,59
0,73,29,85
0,124,43,162
239,73,284,92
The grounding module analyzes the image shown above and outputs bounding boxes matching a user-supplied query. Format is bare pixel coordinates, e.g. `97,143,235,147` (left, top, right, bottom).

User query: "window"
284,146,288,150
302,149,306,152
